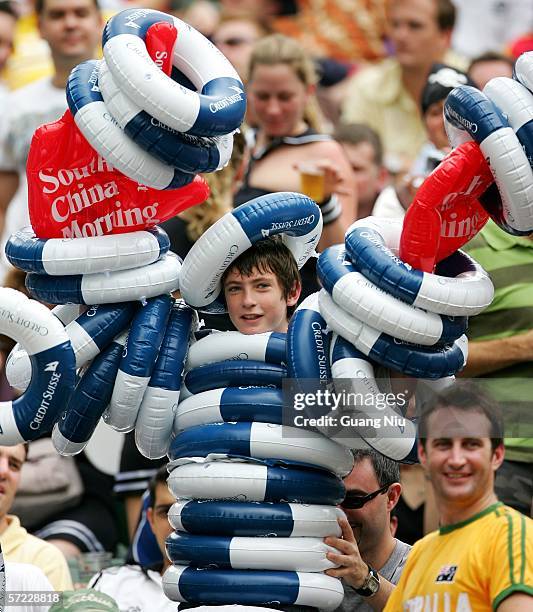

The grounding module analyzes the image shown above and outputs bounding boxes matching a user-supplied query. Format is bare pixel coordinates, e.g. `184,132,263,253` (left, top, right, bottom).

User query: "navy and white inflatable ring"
26,252,181,305
168,422,354,477
97,60,234,174
102,8,246,137
181,361,286,399
67,60,192,190
185,331,286,370
169,500,344,537
6,226,169,275
319,290,468,379
179,192,322,311
166,460,345,505
166,532,338,572
484,77,533,169
6,302,135,392
162,566,344,611
345,217,494,316
0,288,76,443
318,245,467,346
444,85,533,234
174,387,284,432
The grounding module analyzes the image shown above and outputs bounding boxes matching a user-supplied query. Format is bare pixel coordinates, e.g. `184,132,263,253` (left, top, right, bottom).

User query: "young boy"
222,237,302,335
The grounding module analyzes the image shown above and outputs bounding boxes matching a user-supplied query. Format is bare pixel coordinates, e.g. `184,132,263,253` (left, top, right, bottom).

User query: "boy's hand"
324,517,369,589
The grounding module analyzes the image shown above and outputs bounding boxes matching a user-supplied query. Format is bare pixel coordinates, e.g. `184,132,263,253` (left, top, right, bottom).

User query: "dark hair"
468,51,515,75
421,63,473,115
352,448,400,487
333,123,384,167
148,465,168,508
221,237,301,317
435,0,456,31
418,381,504,452
35,0,100,15
0,1,17,20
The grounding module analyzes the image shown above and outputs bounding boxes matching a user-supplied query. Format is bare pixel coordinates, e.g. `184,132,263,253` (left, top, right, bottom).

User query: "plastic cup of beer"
298,162,325,202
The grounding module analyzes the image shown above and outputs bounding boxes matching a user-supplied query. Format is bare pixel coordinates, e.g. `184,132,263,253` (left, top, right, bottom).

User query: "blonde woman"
234,34,357,297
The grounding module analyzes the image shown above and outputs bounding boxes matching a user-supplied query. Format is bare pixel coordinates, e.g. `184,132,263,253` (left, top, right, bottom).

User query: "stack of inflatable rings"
67,8,246,189
283,215,494,462
163,328,351,610
3,6,250,453
444,50,533,235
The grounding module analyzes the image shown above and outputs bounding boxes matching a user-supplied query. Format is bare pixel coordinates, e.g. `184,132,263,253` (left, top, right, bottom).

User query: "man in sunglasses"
323,449,411,611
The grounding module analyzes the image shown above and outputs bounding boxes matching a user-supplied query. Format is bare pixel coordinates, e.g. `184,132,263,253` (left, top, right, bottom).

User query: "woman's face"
248,63,311,137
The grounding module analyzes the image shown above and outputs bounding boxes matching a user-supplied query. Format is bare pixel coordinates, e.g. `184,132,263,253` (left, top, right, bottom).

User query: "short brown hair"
418,381,504,452
435,0,456,31
36,0,100,15
222,237,301,317
334,122,384,167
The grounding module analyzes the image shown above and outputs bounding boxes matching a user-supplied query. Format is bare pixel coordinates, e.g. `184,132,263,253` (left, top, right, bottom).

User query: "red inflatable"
400,141,492,272
27,111,209,239
145,21,177,77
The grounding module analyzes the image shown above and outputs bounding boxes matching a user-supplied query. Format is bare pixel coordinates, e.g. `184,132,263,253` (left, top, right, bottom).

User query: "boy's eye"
226,286,240,293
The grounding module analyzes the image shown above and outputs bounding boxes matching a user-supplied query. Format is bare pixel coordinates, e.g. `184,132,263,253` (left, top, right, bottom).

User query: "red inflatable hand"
400,141,492,272
27,110,209,238
145,21,177,77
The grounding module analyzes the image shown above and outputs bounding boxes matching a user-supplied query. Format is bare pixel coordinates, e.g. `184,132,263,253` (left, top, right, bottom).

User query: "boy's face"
224,266,299,335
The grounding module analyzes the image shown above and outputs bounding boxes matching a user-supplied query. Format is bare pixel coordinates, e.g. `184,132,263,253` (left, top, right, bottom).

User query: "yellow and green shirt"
384,503,532,611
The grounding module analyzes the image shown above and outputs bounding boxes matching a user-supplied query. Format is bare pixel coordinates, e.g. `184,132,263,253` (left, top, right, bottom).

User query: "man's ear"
492,443,505,472
418,441,427,467
387,482,402,511
287,281,301,307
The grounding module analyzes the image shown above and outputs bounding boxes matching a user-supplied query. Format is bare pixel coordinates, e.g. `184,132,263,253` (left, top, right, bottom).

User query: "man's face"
341,458,393,556
0,11,16,72
341,141,383,215
0,445,25,518
388,0,449,70
38,0,102,63
419,407,504,507
468,60,513,91
224,266,299,334
147,482,174,564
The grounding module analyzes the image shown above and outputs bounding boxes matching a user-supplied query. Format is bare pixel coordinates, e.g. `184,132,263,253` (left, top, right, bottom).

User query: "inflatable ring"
174,387,284,432
104,295,172,433
98,60,234,174
52,330,127,455
67,60,192,190
166,460,345,505
26,252,181,305
185,331,286,370
319,290,468,379
345,217,494,316
444,85,533,233
0,288,76,443
6,304,80,391
318,245,467,346
179,192,322,310
169,500,344,537
162,566,344,611
287,292,331,382
6,302,135,392
181,361,286,398
168,422,354,477
483,77,533,166
6,226,170,275
165,532,338,572
329,334,418,463
102,8,246,137
135,300,195,458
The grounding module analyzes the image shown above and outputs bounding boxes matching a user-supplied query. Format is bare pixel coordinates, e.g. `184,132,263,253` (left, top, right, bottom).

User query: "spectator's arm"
461,331,533,377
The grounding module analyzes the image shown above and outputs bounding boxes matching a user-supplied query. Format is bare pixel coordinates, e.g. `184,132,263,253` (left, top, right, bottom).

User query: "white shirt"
5,561,54,612
88,564,178,612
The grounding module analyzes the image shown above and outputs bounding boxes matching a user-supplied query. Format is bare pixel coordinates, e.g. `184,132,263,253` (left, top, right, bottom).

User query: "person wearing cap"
411,62,474,177
48,589,119,612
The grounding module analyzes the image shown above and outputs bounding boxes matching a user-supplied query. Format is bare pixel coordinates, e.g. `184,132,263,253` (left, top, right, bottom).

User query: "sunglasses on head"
341,484,392,509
